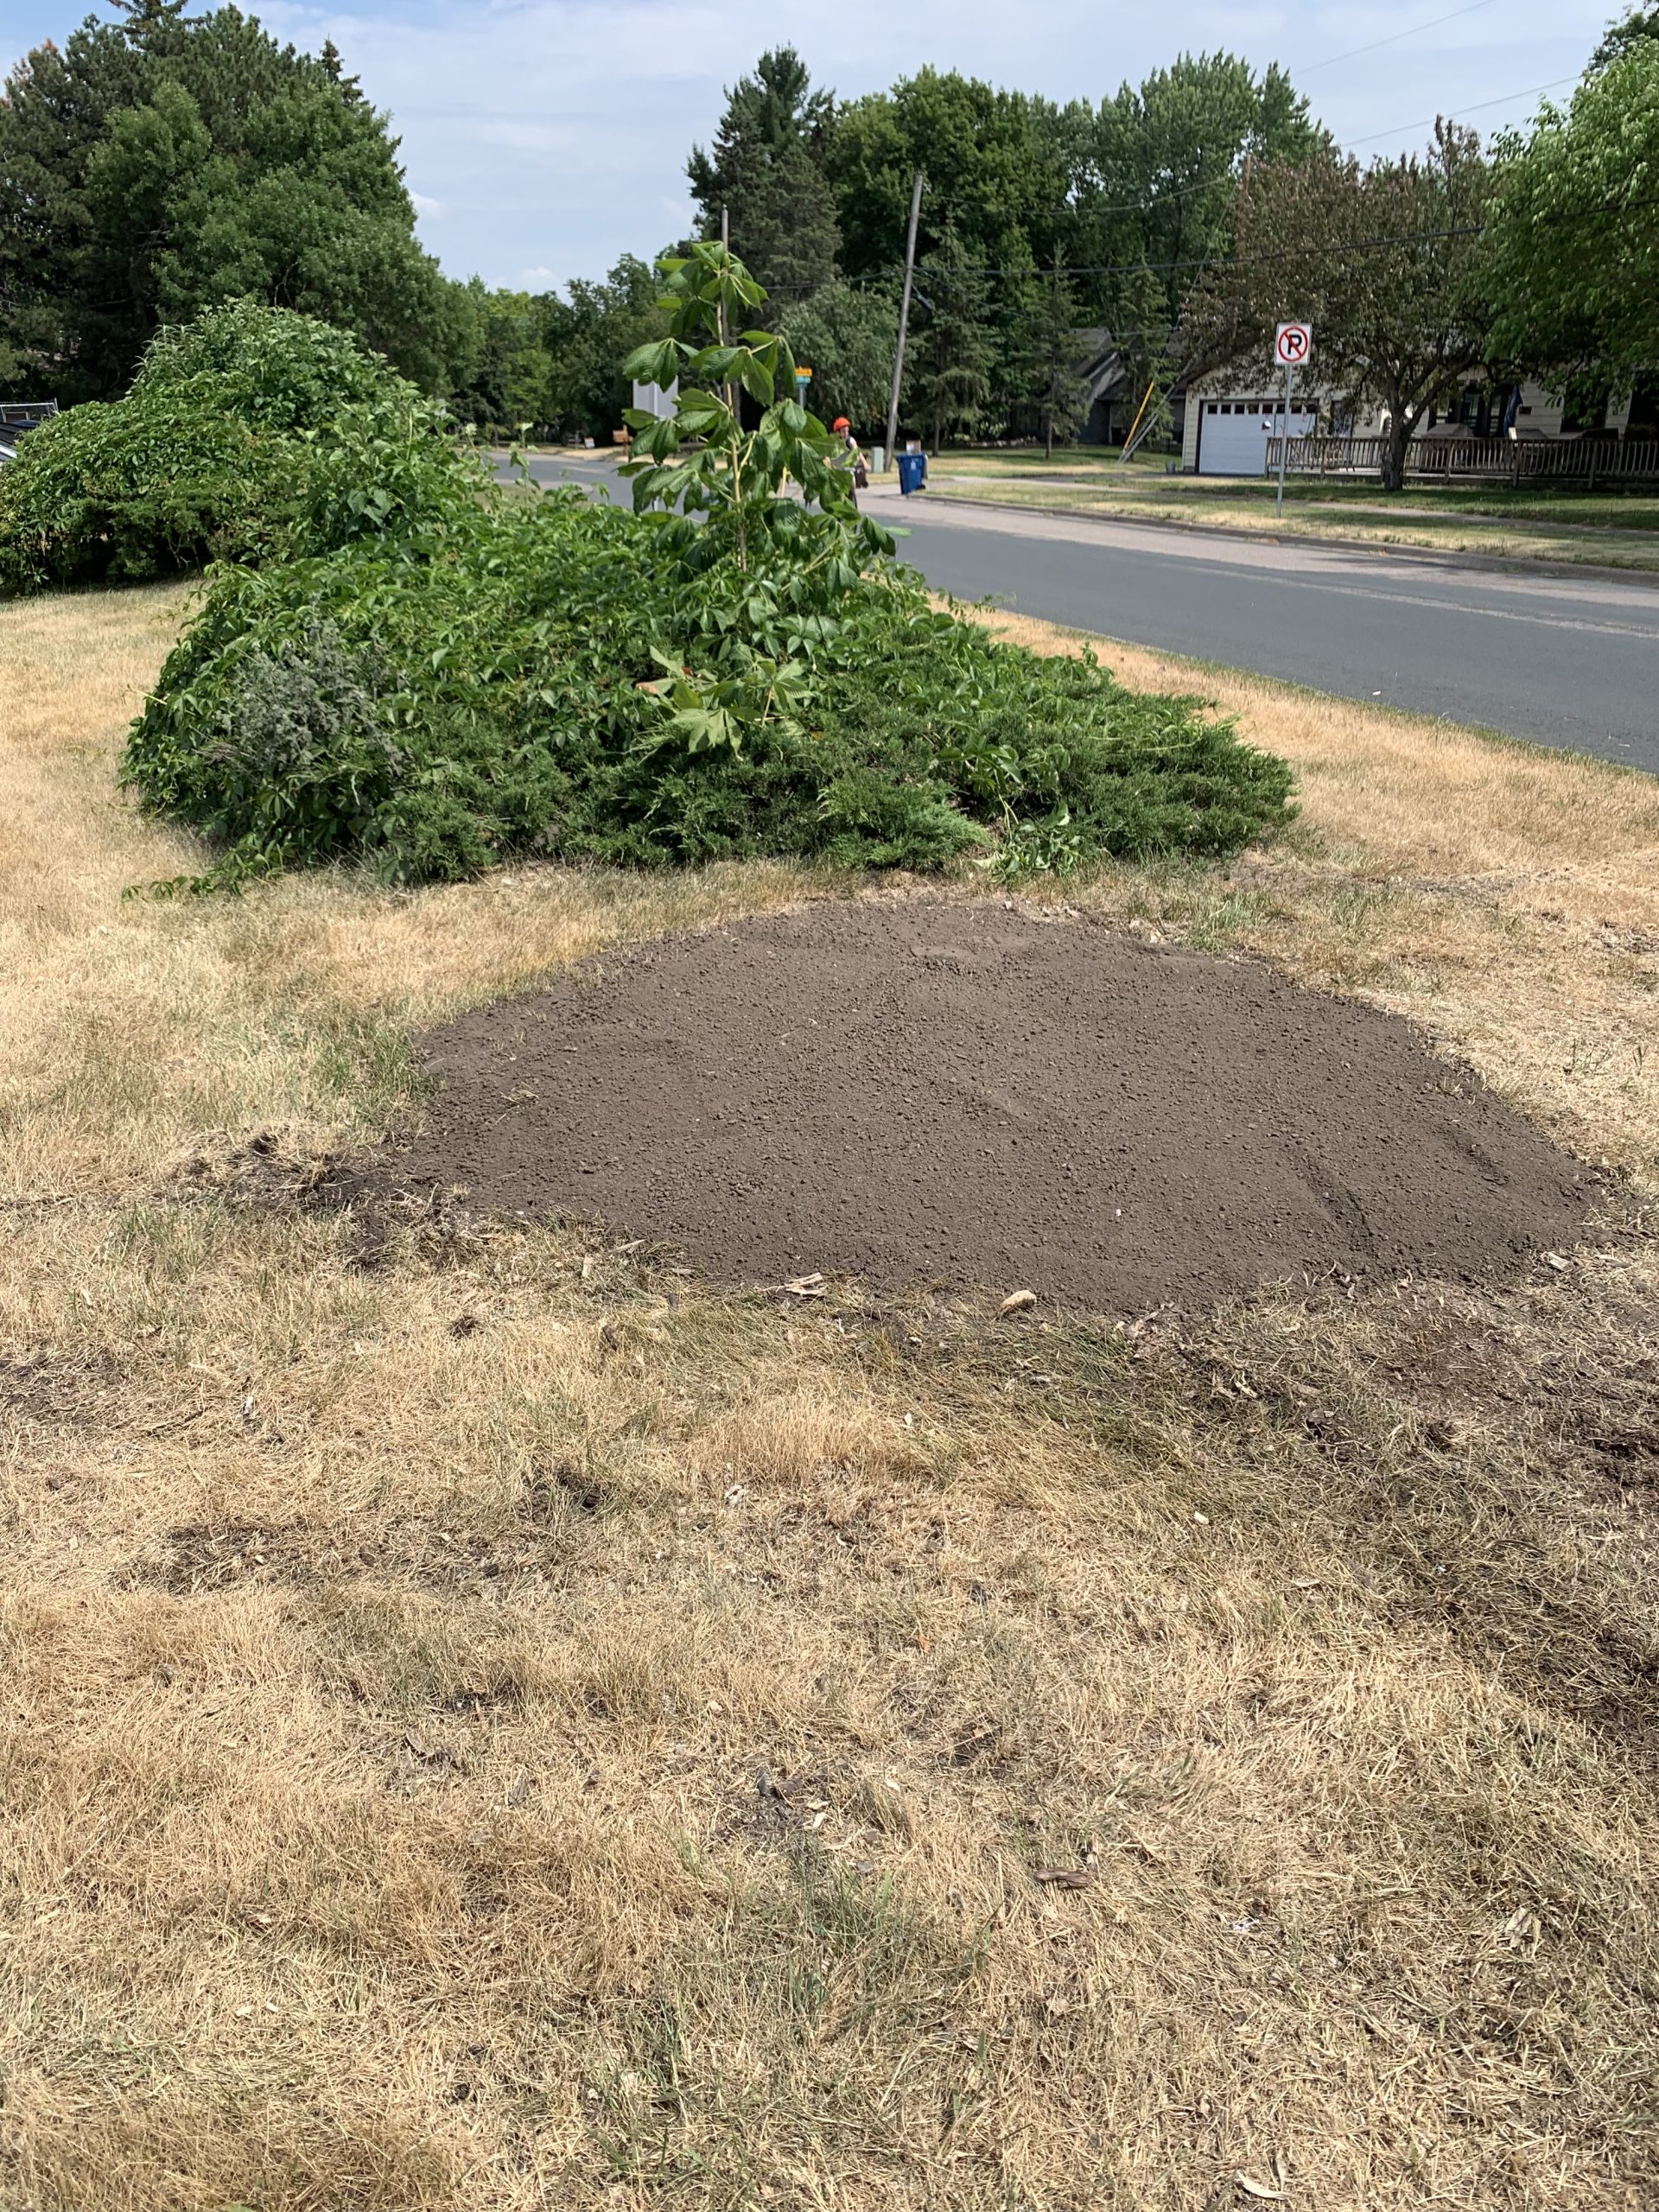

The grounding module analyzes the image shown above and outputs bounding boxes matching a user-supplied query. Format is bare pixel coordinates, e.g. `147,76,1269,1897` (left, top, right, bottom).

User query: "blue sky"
5,0,1618,290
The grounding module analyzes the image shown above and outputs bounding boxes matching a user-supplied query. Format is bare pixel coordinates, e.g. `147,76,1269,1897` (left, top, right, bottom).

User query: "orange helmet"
832,416,850,430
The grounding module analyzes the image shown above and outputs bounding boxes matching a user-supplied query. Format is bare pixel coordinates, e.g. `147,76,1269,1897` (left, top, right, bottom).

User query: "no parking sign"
1272,325,1312,514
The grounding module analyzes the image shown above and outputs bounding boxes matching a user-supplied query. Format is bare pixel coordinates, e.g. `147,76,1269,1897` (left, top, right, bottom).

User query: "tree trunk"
1045,406,1053,462
1381,410,1410,493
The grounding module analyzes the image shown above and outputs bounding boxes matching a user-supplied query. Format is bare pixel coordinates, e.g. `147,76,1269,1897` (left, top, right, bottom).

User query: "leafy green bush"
124,487,1294,886
0,301,479,594
0,396,296,588
127,298,415,433
118,262,1294,887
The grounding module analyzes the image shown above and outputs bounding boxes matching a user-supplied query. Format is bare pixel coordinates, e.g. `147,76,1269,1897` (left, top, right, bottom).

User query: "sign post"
794,365,813,411
1274,321,1312,516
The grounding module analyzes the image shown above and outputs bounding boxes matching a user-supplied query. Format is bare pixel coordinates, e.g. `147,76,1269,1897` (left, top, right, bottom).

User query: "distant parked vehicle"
0,402,60,463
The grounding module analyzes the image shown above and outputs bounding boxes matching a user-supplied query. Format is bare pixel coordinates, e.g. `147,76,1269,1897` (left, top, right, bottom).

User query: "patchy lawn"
2,583,1656,2211
918,455,1659,572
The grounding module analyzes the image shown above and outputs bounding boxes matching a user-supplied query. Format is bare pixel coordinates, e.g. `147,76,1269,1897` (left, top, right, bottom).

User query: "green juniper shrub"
204,618,399,866
119,259,1295,886
124,488,1294,886
0,300,481,594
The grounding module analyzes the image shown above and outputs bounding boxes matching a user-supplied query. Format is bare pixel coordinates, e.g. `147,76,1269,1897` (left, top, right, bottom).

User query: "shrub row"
125,485,1295,885
7,295,1295,884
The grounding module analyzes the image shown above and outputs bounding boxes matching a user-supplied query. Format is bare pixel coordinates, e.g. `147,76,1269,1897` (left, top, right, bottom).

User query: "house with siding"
1179,369,1657,475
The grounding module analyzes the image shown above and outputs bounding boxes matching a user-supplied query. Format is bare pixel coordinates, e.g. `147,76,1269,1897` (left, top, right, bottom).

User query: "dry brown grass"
3,584,1656,2212
982,611,1659,1187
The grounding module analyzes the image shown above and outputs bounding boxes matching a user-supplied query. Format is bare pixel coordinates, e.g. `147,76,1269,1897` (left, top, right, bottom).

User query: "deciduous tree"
1180,124,1496,488
1589,3,1659,69
1079,54,1319,322
827,69,1072,285
779,282,899,437
1488,40,1659,407
539,256,667,439
445,283,552,435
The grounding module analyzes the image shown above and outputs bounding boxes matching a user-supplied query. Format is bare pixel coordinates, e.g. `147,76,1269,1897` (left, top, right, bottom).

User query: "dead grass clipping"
1,584,1656,2211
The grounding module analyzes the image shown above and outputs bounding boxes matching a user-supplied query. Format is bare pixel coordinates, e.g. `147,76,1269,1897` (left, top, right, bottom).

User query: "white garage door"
1195,395,1318,476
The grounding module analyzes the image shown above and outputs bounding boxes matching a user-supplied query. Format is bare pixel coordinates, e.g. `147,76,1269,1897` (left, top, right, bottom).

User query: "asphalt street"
517,453,1659,773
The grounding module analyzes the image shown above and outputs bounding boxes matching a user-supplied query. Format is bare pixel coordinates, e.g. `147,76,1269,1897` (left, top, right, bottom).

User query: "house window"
1207,403,1217,414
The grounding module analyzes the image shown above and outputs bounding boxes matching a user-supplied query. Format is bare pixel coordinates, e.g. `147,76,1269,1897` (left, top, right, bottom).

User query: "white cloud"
188,1,1624,286
410,191,445,217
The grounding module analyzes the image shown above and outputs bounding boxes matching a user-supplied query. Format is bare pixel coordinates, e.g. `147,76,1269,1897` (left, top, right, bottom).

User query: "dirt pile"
380,900,1592,1310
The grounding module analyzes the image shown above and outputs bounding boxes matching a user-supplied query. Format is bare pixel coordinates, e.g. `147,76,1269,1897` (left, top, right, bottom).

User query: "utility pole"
885,168,924,474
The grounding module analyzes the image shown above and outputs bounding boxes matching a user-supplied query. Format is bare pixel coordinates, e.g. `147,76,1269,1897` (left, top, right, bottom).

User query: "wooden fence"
1267,434,1659,486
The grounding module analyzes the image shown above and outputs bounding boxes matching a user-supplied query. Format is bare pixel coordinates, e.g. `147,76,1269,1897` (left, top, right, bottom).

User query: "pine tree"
319,38,363,104
906,225,995,448
727,146,839,308
686,49,839,307
1018,265,1089,458
111,0,192,54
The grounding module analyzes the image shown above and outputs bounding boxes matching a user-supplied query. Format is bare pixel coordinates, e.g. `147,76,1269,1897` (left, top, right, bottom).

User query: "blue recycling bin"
897,449,927,496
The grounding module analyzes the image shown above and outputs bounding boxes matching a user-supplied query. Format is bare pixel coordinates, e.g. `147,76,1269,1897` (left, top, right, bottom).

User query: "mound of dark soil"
380,901,1592,1311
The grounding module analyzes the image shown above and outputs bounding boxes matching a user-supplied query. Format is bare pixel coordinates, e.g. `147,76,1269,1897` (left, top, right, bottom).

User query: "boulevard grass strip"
3,583,1657,2211
920,465,1659,571
928,450,1659,529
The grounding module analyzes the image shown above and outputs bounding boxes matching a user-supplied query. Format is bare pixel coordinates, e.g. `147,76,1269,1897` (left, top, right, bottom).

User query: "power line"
813,96,1645,294
774,63,1582,270
844,221,1487,283
1069,64,1584,224
1298,0,1502,77
1345,72,1580,145
404,29,1583,293
823,169,1656,288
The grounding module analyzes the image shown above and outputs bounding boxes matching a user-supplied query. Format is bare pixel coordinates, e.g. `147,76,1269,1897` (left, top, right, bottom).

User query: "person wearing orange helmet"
832,415,868,502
